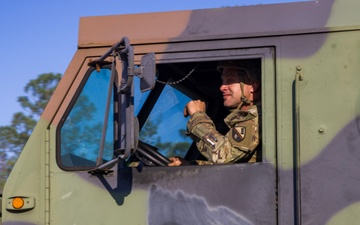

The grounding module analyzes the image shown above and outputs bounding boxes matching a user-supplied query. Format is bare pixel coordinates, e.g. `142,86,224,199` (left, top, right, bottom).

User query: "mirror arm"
119,37,134,94
89,37,156,174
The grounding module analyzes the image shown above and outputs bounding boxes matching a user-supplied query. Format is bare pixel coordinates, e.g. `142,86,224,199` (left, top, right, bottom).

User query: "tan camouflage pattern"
187,105,259,164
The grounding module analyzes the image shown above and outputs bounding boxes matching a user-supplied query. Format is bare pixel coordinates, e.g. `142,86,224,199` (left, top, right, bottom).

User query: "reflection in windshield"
138,82,193,158
60,69,114,167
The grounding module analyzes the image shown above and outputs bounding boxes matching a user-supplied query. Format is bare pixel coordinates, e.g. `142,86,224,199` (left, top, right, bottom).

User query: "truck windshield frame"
57,66,116,170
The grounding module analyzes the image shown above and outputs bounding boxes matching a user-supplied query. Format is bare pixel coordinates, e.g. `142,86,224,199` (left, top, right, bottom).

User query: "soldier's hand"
168,157,191,166
168,157,182,166
184,100,206,117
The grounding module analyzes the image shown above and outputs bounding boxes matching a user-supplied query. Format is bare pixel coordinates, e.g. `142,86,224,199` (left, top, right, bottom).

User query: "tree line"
0,73,61,191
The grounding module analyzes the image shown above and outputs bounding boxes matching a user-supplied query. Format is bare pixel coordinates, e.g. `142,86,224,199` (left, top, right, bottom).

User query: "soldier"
168,60,261,166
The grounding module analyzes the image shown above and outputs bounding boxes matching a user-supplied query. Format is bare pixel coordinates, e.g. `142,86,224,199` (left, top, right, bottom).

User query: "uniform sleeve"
186,110,258,164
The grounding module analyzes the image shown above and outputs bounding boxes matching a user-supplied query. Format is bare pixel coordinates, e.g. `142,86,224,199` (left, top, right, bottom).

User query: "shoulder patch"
232,126,246,142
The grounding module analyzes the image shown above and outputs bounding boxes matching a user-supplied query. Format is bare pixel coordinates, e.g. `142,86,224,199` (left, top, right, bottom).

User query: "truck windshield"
59,68,114,168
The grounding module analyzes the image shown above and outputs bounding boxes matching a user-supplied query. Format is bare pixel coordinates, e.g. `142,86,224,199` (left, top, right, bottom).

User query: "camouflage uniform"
186,104,259,165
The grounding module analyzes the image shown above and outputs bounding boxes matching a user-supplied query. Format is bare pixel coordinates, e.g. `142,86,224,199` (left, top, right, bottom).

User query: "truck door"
295,30,360,224
50,45,277,225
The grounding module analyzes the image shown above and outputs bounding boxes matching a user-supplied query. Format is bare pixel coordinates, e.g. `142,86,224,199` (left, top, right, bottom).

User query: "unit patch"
232,126,246,142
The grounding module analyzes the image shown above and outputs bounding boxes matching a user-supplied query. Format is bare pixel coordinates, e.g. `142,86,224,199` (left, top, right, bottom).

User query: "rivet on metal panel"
318,125,327,134
296,66,303,81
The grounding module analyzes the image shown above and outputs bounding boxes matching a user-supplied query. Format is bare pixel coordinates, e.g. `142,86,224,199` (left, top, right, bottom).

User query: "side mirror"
136,52,156,92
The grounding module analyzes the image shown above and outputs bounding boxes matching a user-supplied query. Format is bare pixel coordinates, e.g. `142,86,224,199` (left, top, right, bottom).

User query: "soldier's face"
220,68,253,109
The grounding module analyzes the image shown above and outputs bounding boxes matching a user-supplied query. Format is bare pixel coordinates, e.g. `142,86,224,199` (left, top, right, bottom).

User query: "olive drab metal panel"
296,31,360,224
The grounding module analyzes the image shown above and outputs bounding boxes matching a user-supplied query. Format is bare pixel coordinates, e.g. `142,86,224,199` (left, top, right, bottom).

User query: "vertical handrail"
294,66,303,225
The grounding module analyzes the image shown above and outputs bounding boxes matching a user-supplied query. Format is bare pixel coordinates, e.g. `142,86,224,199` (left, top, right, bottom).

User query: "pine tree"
0,73,61,191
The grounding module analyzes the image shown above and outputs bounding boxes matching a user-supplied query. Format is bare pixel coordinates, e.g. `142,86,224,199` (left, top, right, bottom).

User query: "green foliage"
0,73,61,192
18,73,61,116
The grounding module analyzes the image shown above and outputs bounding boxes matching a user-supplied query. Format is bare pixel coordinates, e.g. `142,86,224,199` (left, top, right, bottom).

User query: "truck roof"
78,0,360,48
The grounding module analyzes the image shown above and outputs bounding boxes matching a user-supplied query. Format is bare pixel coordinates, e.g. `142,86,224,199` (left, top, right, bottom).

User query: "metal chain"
156,64,199,85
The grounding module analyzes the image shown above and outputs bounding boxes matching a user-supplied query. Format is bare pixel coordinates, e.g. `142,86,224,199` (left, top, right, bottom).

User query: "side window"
139,84,193,158
58,68,114,168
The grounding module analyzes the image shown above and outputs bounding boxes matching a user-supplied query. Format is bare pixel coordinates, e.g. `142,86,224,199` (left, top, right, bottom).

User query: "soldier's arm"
187,112,254,164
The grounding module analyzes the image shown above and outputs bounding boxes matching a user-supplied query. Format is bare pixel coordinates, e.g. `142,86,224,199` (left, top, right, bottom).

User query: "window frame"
56,65,119,171
148,47,276,164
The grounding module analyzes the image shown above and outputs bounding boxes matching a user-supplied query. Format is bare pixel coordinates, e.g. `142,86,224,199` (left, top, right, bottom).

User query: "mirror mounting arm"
89,37,156,174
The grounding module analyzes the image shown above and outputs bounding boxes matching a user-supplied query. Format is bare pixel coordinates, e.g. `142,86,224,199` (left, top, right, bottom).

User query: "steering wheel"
135,140,171,166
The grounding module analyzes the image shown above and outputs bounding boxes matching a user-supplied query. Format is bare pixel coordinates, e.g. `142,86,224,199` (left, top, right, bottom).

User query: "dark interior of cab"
133,60,256,166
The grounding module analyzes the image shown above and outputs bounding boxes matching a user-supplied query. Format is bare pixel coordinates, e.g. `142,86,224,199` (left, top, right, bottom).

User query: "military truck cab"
3,0,360,224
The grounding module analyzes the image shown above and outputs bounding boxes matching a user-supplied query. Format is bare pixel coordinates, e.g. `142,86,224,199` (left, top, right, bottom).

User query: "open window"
130,46,276,166
133,57,265,165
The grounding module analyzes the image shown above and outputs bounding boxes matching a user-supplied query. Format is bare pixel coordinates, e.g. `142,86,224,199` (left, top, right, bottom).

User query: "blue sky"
0,0,301,126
